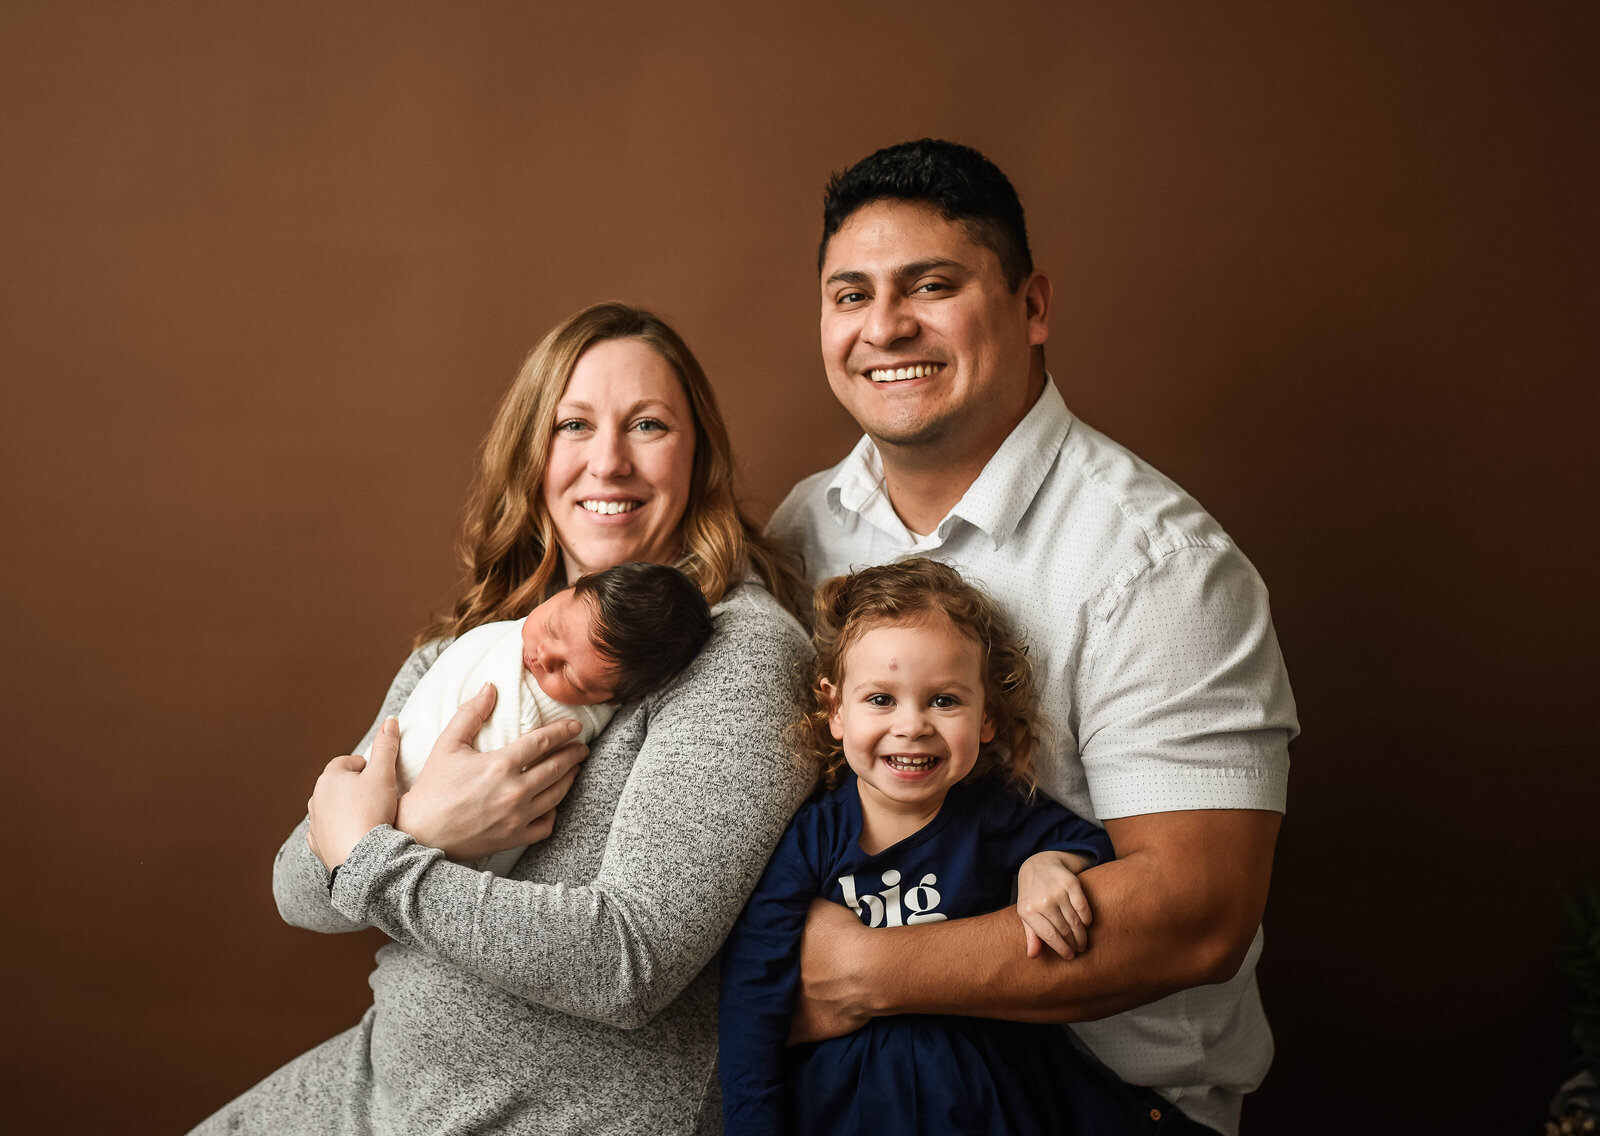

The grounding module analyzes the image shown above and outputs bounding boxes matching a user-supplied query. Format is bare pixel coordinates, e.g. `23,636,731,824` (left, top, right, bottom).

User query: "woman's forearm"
272,816,368,933
332,596,815,1028
270,645,441,935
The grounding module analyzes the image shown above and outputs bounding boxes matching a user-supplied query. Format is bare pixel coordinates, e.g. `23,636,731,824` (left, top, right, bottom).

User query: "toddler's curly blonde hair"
799,558,1042,794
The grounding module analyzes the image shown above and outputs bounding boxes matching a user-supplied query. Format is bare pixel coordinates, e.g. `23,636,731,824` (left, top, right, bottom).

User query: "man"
768,139,1298,1134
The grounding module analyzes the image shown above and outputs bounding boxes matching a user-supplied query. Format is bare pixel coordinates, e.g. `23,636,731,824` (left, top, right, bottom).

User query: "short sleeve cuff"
1088,757,1288,819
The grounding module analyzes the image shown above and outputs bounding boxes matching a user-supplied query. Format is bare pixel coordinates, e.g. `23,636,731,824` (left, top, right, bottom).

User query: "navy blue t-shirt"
719,773,1114,1135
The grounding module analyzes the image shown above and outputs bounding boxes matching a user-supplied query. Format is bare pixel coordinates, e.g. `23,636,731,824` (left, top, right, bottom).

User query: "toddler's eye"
866,694,894,708
931,694,959,708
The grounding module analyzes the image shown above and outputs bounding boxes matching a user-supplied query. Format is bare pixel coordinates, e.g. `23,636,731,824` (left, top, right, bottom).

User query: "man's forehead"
820,199,994,277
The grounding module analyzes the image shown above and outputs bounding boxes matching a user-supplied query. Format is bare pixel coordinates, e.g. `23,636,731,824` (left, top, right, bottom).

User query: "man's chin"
866,417,955,451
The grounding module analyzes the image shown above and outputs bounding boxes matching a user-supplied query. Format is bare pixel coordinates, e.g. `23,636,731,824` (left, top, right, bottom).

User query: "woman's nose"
587,427,632,478
862,293,917,348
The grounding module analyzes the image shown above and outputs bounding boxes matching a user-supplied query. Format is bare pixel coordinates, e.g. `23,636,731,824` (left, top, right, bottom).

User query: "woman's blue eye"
634,418,667,434
554,419,586,434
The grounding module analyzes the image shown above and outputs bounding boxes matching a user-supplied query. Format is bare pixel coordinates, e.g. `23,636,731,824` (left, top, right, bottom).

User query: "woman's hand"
306,717,401,870
394,682,590,861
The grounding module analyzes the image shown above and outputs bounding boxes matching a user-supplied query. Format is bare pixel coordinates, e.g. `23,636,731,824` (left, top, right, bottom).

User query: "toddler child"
718,558,1157,1135
371,560,713,876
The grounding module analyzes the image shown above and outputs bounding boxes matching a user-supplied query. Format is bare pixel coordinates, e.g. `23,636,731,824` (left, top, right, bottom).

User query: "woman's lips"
578,499,641,515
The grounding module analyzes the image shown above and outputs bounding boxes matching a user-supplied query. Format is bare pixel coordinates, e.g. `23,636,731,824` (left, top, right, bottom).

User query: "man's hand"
1017,851,1093,960
783,809,1280,1030
306,716,401,870
788,899,874,1045
394,682,589,861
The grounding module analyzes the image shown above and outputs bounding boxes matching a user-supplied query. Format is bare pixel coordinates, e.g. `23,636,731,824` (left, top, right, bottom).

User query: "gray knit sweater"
193,585,814,1135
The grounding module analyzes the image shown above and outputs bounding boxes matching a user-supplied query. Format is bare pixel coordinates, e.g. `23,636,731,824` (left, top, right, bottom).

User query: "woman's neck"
854,779,949,855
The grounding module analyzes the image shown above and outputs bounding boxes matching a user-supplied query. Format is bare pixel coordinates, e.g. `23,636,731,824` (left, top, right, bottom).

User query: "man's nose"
862,293,917,348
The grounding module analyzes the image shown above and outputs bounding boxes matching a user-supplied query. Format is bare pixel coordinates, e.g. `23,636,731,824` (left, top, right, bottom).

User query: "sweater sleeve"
330,588,818,1028
717,810,824,1136
270,642,443,934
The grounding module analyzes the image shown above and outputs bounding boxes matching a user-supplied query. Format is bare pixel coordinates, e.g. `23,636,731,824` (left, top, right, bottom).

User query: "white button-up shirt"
769,379,1297,1135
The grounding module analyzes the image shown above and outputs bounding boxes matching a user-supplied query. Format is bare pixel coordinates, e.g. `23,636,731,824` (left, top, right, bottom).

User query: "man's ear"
1023,270,1052,348
821,679,844,740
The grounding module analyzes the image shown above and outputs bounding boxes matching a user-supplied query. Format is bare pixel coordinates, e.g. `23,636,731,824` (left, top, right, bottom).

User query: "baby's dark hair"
819,138,1034,291
572,562,714,703
800,558,1042,793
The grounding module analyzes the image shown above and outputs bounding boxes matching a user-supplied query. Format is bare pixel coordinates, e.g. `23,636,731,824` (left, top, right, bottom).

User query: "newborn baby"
373,561,714,876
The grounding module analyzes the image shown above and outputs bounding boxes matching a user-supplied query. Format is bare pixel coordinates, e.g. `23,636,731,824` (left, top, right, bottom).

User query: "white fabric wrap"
369,616,616,877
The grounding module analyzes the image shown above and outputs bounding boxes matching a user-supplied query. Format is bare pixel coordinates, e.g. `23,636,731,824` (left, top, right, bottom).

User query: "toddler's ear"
980,709,998,745
820,678,844,740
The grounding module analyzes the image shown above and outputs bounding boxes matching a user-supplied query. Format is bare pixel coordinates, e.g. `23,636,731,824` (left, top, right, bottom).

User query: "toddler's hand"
1017,851,1093,960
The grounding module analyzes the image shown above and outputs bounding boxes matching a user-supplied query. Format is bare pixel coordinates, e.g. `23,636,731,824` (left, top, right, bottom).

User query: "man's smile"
866,363,945,384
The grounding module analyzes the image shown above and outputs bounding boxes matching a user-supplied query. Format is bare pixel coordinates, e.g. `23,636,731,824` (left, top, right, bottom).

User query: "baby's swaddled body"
377,616,615,877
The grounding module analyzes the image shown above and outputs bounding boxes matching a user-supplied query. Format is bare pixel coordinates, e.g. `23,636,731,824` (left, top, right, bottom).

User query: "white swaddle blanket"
370,616,615,877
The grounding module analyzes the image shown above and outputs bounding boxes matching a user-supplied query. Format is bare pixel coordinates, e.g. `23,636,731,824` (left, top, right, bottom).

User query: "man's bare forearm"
796,809,1279,1033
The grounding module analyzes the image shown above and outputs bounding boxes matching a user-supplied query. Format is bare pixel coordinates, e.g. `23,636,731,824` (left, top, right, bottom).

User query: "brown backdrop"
4,2,1594,1131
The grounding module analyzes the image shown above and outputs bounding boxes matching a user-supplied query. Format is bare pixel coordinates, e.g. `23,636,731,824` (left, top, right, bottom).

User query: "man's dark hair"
819,139,1034,291
572,562,714,703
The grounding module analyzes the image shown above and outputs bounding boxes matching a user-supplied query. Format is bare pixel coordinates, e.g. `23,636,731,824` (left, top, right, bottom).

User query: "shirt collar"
824,377,1073,550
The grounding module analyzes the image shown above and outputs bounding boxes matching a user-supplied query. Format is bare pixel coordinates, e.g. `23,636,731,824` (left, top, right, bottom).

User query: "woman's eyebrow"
554,398,674,416
622,398,675,416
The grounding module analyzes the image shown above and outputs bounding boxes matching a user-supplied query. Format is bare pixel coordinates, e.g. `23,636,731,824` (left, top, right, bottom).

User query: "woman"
194,303,814,1135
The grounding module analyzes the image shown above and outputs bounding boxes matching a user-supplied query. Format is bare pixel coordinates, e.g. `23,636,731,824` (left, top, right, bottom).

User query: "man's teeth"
580,500,640,515
868,364,944,383
884,754,939,771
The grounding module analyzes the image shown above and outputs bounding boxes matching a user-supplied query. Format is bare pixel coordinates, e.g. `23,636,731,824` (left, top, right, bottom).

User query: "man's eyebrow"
824,268,872,288
896,257,962,280
823,258,964,288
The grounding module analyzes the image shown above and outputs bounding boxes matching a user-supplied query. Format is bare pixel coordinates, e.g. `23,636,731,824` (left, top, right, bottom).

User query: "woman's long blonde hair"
419,302,807,644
